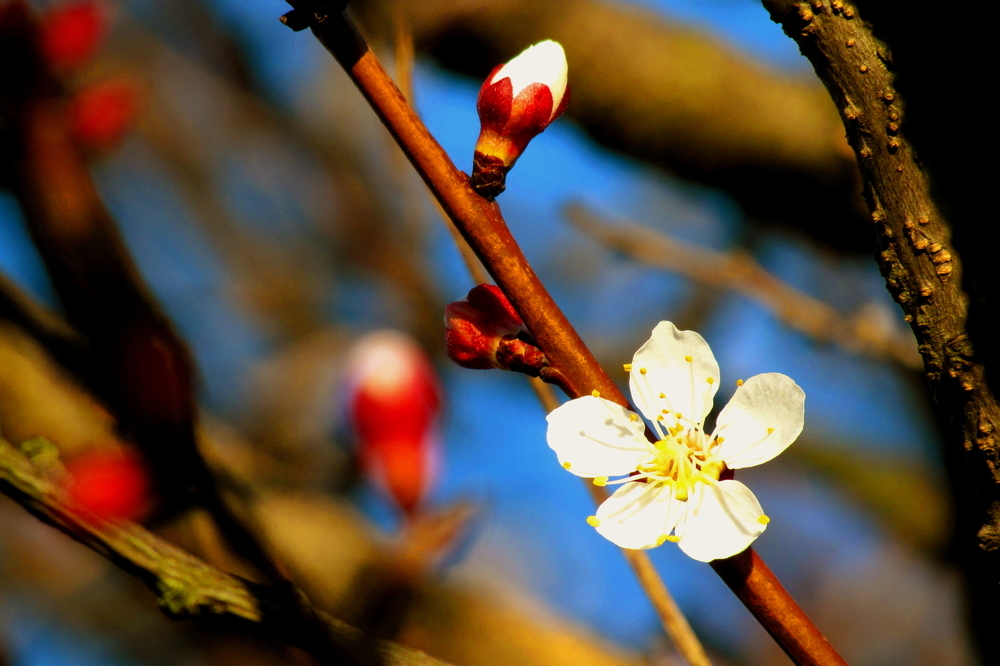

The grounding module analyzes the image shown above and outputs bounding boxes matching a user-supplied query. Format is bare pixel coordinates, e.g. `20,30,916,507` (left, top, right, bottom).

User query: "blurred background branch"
566,202,921,369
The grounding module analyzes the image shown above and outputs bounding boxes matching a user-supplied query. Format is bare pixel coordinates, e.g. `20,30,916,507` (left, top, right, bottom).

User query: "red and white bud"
444,284,567,388
347,331,442,515
471,40,569,199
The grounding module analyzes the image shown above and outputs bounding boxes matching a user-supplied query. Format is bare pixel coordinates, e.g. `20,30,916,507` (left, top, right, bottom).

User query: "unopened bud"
471,40,569,199
444,284,567,388
64,450,150,522
39,1,109,72
70,78,137,152
347,331,442,515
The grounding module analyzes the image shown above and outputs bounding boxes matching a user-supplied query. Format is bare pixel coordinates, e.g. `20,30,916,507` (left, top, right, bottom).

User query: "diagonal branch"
281,4,846,664
0,433,451,666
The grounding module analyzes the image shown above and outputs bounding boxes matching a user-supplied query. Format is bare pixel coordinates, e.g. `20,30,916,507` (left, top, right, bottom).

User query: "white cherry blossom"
546,321,804,562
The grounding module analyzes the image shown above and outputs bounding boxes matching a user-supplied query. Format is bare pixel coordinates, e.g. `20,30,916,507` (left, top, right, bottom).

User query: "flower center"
638,426,724,502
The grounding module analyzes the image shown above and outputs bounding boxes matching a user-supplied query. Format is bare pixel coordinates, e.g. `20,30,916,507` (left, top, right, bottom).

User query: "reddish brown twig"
385,8,707,664
284,5,845,664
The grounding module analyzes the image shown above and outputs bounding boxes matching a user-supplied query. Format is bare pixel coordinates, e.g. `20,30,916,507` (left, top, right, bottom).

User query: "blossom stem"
586,482,711,666
288,5,846,665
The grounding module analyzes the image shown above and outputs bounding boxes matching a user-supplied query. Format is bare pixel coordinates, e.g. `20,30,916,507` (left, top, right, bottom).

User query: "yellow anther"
706,377,714,384
675,412,683,420
623,363,633,372
658,392,666,398
586,515,601,527
639,367,648,375
674,487,689,502
701,460,725,481
562,462,572,470
666,535,681,542
591,389,601,398
656,534,670,546
736,379,744,387
657,415,665,421
629,413,639,422
717,436,725,443
593,476,608,487
684,355,692,362
767,427,775,434
662,409,669,414
758,515,771,525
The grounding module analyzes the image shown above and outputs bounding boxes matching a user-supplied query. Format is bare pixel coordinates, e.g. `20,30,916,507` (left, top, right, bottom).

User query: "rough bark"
760,0,999,657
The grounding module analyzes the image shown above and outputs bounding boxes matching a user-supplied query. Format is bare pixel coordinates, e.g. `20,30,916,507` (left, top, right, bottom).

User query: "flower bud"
70,78,137,152
444,284,567,388
347,331,442,515
471,40,569,199
39,1,109,72
64,450,150,522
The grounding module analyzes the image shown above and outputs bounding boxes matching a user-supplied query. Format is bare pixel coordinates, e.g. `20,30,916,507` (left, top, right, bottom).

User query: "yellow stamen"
629,413,639,422
758,515,771,525
675,412,683,420
706,377,714,384
656,534,670,546
623,363,632,372
767,427,775,434
717,436,725,443
591,389,601,398
593,476,608,487
666,535,680,542
639,367,647,375
736,379,744,387
662,409,669,414
658,392,666,398
656,415,664,421
684,355,692,362
562,462,572,470
586,515,601,527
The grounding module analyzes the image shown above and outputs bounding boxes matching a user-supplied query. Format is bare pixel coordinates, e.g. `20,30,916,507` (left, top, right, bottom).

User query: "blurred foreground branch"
567,203,921,369
0,0,280,581
760,0,1000,654
356,0,869,252
0,433,450,666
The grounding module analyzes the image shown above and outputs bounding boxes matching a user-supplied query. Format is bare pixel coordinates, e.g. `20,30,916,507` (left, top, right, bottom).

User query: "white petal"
629,321,720,428
546,396,649,477
493,40,568,113
594,481,684,550
676,480,766,562
712,373,804,469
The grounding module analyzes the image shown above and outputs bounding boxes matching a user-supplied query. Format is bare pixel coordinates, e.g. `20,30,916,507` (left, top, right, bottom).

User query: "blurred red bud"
70,78,137,152
64,450,149,522
471,40,569,198
347,331,442,515
39,1,109,71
